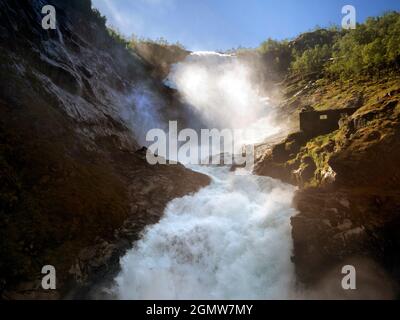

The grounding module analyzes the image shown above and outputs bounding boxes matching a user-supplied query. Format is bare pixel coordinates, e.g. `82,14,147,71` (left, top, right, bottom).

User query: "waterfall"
111,51,297,300
166,51,282,146
114,166,297,299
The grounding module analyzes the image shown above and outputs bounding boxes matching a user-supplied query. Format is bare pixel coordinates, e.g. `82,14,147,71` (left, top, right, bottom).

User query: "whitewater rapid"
111,51,297,299
113,166,297,299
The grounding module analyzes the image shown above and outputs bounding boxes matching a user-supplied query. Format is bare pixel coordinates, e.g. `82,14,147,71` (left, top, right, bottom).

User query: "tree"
258,38,292,74
291,44,332,75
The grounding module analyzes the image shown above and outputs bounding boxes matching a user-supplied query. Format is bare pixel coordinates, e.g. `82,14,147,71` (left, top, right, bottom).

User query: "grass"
293,132,336,187
283,72,400,113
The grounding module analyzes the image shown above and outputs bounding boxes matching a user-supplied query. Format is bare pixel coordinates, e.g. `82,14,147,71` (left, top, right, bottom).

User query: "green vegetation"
257,12,400,79
295,132,337,186
328,12,400,78
129,38,189,77
291,44,331,75
88,1,188,71
92,8,107,27
107,27,130,48
104,26,188,77
93,2,399,81
258,38,293,74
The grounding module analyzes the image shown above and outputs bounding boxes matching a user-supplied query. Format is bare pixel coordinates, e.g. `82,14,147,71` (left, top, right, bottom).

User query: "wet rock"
0,0,211,299
255,86,400,294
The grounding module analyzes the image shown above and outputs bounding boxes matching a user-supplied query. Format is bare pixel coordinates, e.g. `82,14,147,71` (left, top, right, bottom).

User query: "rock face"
0,0,210,299
255,81,400,297
254,131,311,185
292,189,400,298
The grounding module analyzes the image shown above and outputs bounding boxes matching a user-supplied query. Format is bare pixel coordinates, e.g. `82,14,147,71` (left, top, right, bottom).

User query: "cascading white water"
112,52,297,300
166,51,282,146
114,166,296,299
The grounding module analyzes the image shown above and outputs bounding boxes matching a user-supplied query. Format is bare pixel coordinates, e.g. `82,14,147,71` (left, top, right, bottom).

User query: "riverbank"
255,73,400,299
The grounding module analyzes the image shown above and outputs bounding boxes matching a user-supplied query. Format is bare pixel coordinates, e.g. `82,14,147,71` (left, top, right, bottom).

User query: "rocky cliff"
0,0,209,299
255,74,400,298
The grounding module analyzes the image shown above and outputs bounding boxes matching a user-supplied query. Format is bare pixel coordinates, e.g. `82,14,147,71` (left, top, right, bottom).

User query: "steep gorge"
0,0,209,299
1,0,400,301
255,74,400,298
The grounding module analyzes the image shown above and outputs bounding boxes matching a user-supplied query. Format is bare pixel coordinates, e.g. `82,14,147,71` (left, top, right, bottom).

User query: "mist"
110,51,299,300
113,166,297,299
119,84,168,147
166,51,283,146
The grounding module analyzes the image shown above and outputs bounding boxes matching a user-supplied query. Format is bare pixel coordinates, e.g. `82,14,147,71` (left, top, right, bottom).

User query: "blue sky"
92,0,400,51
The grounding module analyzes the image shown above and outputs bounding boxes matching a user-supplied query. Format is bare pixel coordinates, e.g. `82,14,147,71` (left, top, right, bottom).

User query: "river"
112,165,297,299
110,51,297,299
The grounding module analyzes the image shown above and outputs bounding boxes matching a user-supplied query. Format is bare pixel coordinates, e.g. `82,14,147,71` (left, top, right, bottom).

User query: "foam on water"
114,166,297,299
112,51,296,300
